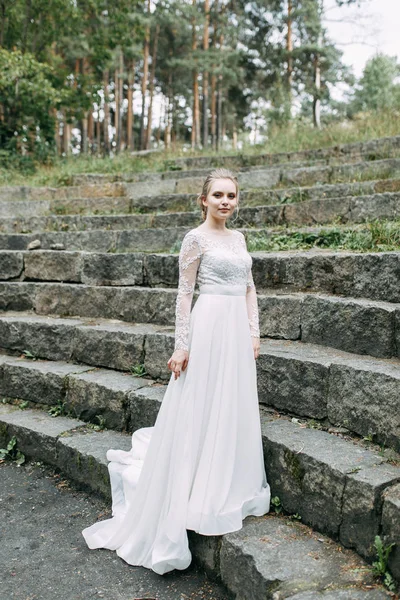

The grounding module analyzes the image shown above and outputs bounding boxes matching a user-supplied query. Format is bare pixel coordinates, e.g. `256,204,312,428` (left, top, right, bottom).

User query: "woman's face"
202,178,238,221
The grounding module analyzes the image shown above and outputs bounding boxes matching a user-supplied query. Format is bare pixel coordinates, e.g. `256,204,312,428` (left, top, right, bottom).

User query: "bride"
82,167,271,575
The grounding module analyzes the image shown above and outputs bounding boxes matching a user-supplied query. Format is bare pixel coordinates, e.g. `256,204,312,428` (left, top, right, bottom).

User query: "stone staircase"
1,135,400,599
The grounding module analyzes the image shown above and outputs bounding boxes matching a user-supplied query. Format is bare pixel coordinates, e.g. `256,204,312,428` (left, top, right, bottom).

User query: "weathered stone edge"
0,401,398,585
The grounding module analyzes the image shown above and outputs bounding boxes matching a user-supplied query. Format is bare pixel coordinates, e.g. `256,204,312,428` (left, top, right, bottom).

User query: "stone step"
0,406,394,600
1,277,400,357
71,135,400,185
2,249,400,303
0,390,398,586
0,226,190,252
1,217,400,253
167,134,400,171
0,182,127,203
70,156,359,189
122,157,400,199
1,156,399,218
1,276,400,357
13,244,375,299
0,315,399,451
1,190,400,233
1,176,399,221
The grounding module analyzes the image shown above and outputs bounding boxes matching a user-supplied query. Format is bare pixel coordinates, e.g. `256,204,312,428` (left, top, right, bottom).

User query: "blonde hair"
196,168,240,221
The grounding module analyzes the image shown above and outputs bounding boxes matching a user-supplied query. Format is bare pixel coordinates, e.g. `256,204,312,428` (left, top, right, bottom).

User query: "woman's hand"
167,349,189,380
252,336,260,360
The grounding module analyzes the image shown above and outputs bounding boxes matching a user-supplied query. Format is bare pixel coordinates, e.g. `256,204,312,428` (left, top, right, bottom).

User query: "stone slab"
65,368,152,431
0,357,93,405
0,403,85,466
0,250,23,280
261,414,400,558
0,314,83,360
220,515,388,600
381,483,400,581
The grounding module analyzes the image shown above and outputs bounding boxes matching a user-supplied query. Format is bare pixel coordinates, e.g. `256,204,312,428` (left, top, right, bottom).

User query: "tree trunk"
96,117,101,155
74,59,82,145
202,0,210,148
210,0,219,151
140,0,151,150
127,60,135,151
63,115,70,156
313,32,322,129
82,57,89,155
118,51,124,151
203,0,210,148
53,108,61,156
114,63,120,153
210,73,217,150
286,0,293,115
164,99,171,149
88,110,94,153
145,23,160,149
156,97,164,145
114,51,123,153
103,69,110,155
216,25,224,151
164,75,173,150
216,76,222,150
22,0,32,53
82,113,89,154
191,0,200,148
0,0,6,47
232,123,237,150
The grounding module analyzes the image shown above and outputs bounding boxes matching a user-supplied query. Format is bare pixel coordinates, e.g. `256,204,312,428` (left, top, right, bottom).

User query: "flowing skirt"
81,283,270,575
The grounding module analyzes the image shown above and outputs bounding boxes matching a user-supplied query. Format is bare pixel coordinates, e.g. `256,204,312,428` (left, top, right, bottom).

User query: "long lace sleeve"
174,232,202,352
238,232,260,338
246,268,260,338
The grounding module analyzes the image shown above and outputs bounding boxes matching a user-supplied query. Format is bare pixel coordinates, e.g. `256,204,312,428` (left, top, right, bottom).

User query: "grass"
252,110,400,155
0,110,399,188
244,219,400,253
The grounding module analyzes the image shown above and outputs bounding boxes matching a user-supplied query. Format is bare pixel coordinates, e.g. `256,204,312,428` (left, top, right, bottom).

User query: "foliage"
48,400,69,417
371,535,397,592
350,54,400,114
0,48,60,161
130,363,148,377
0,436,26,466
0,108,398,187
0,0,379,162
245,219,400,253
271,495,283,514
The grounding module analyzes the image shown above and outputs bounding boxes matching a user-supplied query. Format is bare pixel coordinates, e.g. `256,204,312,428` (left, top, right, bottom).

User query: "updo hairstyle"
196,168,240,221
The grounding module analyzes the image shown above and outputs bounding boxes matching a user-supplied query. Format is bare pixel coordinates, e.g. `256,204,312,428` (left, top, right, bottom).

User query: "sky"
323,0,400,78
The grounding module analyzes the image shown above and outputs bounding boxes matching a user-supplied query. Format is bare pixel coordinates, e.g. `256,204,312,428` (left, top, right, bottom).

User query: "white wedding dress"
81,227,271,574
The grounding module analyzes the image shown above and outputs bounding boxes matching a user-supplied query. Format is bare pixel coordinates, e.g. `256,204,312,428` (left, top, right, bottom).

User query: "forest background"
0,0,399,183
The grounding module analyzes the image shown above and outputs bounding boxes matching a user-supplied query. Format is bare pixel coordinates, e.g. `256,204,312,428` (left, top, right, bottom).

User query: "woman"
82,168,271,575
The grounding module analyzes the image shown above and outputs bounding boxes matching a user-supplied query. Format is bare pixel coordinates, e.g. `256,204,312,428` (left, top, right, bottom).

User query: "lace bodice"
174,228,260,351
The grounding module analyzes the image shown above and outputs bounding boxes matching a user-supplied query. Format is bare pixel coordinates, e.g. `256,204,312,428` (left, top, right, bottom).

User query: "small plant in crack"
130,363,148,377
371,535,397,592
48,399,68,417
271,496,283,514
289,513,302,521
0,436,26,466
89,414,107,431
22,349,38,360
307,419,324,430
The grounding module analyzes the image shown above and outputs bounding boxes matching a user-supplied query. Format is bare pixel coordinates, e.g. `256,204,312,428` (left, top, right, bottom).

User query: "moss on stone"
284,449,306,487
